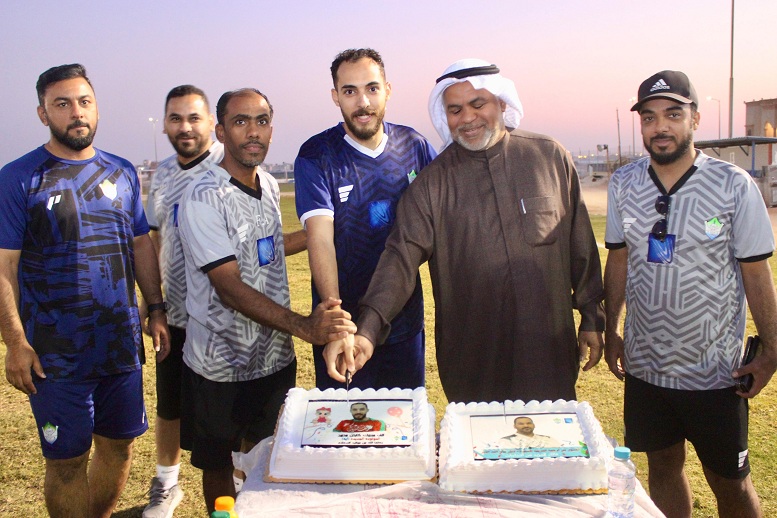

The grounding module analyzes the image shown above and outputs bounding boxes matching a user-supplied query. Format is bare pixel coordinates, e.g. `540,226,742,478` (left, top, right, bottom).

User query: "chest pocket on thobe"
520,196,560,246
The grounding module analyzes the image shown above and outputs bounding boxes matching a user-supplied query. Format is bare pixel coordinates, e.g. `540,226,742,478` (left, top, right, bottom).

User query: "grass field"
1,198,776,516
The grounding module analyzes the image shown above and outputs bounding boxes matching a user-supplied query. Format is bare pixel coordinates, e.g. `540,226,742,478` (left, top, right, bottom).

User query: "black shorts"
180,359,296,470
624,372,750,479
155,325,185,420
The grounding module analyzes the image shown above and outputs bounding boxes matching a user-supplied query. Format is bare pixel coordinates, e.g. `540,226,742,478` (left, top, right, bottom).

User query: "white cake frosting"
439,399,612,492
267,387,436,482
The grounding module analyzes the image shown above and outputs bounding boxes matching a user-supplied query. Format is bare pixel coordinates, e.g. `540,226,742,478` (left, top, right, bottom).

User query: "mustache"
67,121,90,130
650,134,676,144
242,140,266,150
351,108,377,118
457,121,485,131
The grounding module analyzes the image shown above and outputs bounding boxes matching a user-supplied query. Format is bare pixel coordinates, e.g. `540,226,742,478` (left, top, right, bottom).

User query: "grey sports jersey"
179,165,294,382
605,152,774,390
146,142,224,328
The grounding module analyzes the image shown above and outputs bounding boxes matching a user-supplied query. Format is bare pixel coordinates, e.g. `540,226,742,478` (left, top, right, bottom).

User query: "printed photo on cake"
470,413,590,460
301,399,413,448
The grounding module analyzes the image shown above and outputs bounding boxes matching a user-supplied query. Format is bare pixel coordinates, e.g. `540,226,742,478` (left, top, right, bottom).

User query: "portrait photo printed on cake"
471,413,590,460
301,399,413,447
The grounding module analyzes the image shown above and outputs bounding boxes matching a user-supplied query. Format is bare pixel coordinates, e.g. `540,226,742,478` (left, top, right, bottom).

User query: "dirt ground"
580,175,777,241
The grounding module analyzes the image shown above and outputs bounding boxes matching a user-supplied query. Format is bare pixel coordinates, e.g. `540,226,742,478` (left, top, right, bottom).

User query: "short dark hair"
330,48,385,88
165,84,210,113
350,402,368,410
36,64,93,106
215,88,274,126
514,416,534,424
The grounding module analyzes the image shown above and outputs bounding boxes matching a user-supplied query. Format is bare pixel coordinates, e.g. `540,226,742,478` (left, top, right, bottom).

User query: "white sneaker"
142,477,184,518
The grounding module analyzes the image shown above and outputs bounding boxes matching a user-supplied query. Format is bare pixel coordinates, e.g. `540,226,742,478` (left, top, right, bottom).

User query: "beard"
50,120,96,151
645,131,693,165
170,133,207,159
452,119,504,151
342,107,385,142
235,140,267,168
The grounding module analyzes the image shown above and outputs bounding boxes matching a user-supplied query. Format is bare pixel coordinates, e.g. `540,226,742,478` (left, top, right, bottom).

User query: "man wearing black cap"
604,70,777,517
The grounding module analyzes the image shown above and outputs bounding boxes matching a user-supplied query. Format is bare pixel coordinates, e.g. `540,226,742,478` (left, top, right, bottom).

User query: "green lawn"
0,203,775,517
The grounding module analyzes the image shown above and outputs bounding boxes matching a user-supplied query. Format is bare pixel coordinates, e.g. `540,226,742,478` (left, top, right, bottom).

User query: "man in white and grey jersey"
177,88,356,514
604,70,777,518
141,85,223,517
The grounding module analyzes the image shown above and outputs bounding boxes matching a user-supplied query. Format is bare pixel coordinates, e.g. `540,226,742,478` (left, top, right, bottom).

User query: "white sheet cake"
266,387,436,483
439,399,612,493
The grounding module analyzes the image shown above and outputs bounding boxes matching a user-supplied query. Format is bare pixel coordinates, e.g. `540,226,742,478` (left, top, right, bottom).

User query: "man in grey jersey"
604,70,777,518
178,88,355,514
142,84,223,517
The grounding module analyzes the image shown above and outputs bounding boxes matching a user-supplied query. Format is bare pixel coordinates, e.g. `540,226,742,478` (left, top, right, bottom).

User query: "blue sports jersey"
0,146,149,381
295,122,436,344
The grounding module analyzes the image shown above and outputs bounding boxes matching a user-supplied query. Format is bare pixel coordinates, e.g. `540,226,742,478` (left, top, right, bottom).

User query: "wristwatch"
147,302,168,314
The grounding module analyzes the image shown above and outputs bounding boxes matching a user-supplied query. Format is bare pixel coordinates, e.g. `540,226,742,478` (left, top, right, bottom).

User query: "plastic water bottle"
607,446,636,518
213,495,238,517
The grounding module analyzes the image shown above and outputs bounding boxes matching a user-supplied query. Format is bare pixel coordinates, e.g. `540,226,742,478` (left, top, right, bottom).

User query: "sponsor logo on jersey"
623,217,637,232
705,217,723,239
369,200,392,229
257,235,276,266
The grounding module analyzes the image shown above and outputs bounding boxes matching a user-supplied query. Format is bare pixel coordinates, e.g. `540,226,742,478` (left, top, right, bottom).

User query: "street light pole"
728,0,735,138
629,97,637,156
707,96,721,139
148,117,158,164
616,108,622,168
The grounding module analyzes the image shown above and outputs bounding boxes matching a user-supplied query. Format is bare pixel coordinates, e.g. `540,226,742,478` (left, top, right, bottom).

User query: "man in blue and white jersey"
0,63,170,517
604,70,777,517
295,48,436,389
178,88,355,513
142,85,223,517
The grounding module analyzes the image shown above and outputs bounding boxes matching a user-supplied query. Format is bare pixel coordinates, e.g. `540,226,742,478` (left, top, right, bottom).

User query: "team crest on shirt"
42,422,58,444
99,179,117,200
623,217,637,232
407,169,417,184
705,217,723,239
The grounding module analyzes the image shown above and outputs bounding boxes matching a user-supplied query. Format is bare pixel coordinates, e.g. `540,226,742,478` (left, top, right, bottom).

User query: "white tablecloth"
234,438,665,517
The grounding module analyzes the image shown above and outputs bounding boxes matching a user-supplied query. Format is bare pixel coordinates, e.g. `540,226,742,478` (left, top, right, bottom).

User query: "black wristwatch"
147,302,168,314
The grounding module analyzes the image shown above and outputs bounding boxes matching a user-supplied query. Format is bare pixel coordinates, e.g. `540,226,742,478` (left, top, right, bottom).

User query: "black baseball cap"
630,70,698,112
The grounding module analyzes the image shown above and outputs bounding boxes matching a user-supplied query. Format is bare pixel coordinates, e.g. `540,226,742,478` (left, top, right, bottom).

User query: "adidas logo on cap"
650,79,671,92
631,70,698,111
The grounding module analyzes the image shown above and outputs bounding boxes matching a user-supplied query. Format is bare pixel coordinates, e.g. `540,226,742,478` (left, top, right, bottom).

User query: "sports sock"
156,464,181,490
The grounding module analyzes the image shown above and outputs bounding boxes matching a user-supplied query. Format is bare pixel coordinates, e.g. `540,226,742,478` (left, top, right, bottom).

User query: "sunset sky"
2,0,775,167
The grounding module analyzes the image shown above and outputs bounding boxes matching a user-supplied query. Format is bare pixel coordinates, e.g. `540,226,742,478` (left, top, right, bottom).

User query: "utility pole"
728,0,735,138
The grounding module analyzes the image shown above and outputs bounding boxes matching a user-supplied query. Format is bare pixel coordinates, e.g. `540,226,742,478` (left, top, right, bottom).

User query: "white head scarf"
428,58,524,150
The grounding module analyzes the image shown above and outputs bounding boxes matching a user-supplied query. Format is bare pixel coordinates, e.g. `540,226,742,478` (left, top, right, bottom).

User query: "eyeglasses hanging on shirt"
651,195,671,241
647,194,675,264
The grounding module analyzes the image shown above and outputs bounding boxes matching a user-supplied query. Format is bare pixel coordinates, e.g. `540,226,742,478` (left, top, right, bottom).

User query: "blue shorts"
313,330,425,390
28,370,148,459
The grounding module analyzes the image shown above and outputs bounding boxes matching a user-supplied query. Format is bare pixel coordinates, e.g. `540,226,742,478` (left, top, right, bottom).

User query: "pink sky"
2,0,775,166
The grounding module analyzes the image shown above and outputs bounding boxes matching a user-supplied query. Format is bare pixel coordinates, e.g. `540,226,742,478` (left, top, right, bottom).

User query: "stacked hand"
323,333,374,383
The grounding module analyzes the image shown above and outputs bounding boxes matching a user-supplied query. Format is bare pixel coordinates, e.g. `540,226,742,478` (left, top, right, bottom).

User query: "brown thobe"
357,129,604,403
